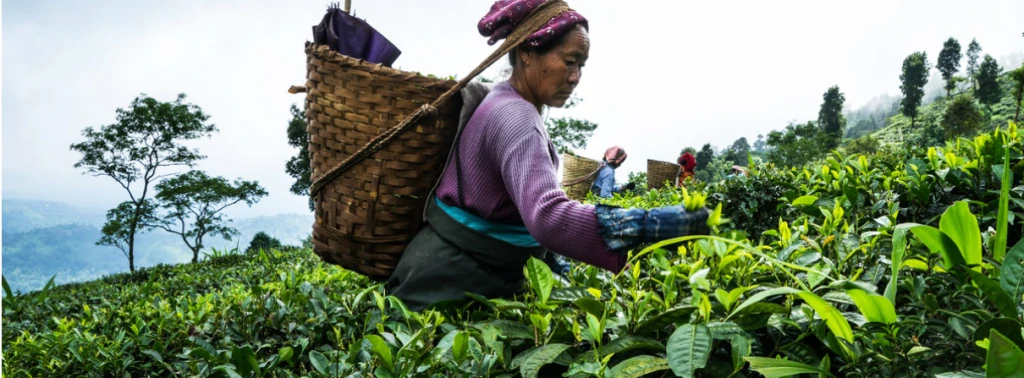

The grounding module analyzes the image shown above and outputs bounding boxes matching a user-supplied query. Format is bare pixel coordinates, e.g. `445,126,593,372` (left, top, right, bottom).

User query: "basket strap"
309,0,572,195
561,162,604,187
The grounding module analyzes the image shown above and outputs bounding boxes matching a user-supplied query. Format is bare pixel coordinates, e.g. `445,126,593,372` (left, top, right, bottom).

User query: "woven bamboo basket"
299,1,574,281
304,43,462,281
561,153,601,201
647,159,680,190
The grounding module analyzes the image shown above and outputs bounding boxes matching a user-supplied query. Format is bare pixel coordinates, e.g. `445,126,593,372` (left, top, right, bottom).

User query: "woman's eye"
565,60,576,66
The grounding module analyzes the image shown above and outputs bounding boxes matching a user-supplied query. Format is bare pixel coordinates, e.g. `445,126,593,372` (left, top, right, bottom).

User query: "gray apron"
386,198,546,311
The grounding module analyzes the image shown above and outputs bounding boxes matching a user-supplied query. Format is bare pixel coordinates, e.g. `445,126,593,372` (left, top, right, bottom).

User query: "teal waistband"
434,197,540,248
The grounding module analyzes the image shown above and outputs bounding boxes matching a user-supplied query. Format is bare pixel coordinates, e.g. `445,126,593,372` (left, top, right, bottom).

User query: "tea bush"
3,125,1024,377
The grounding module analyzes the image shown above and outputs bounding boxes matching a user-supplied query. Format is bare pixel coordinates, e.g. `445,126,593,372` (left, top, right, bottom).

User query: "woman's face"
520,25,589,108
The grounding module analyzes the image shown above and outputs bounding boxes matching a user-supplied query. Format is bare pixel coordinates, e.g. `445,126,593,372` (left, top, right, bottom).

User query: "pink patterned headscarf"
604,146,627,167
478,0,588,47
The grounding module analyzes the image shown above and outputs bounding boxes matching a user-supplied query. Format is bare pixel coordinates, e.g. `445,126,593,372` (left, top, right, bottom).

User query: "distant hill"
2,199,106,233
1,198,313,293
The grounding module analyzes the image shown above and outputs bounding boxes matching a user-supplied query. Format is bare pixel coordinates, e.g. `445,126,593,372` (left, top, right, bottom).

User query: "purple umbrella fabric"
313,5,401,67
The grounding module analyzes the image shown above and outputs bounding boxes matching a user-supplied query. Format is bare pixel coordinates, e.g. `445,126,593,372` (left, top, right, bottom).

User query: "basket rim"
306,42,457,90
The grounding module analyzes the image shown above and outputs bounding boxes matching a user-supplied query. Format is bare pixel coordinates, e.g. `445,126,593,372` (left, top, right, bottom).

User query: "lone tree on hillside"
937,38,962,98
1010,66,1024,123
285,104,313,211
153,170,267,263
941,96,984,139
900,52,930,141
817,85,846,149
247,232,283,254
71,93,216,272
965,39,982,84
976,55,1003,109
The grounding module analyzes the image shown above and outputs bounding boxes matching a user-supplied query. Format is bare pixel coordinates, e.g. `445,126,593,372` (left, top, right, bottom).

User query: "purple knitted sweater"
435,82,626,272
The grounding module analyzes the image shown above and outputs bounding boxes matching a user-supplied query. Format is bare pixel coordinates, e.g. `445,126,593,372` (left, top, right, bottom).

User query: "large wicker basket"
301,1,573,281
304,43,462,280
561,153,601,201
647,159,680,190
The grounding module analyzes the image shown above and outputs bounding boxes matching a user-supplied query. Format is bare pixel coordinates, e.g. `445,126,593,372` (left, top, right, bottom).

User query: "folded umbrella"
312,4,401,67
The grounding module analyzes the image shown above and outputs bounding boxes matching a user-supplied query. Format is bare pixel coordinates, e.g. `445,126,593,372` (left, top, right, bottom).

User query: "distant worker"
676,152,696,186
591,146,635,198
727,165,749,179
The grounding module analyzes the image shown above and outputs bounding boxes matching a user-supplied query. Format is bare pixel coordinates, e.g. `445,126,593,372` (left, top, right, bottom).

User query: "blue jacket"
591,164,622,198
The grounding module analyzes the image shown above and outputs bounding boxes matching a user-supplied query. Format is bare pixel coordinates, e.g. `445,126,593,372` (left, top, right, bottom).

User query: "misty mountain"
2,198,313,294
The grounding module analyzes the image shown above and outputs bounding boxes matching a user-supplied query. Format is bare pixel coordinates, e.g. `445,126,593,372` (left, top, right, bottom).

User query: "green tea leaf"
884,224,916,305
999,239,1024,305
846,289,898,324
993,146,1012,261
278,347,293,363
965,269,1018,318
309,351,329,375
940,201,982,266
796,291,854,343
526,257,554,305
520,343,571,378
364,334,395,371
744,356,836,378
974,318,1024,353
452,331,469,363
667,324,712,378
729,287,801,319
635,306,697,335
230,346,259,377
472,320,534,340
607,355,669,378
574,297,605,318
213,365,243,378
141,349,164,363
793,195,820,207
599,336,665,357
987,329,1024,378
910,225,965,270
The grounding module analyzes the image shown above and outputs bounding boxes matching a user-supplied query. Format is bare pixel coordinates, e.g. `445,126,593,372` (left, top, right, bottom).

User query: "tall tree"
285,104,313,211
153,171,267,263
695,144,715,172
70,94,216,272
753,134,767,153
965,39,982,84
900,52,930,140
941,96,983,139
976,55,1003,109
1010,66,1024,123
766,122,829,167
817,85,847,149
546,95,598,154
937,38,962,98
725,137,751,166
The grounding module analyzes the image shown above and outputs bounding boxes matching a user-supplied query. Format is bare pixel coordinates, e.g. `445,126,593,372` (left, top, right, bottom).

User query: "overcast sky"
3,0,1022,218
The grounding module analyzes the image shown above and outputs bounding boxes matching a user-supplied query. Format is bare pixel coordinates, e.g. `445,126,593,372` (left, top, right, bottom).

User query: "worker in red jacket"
676,152,696,186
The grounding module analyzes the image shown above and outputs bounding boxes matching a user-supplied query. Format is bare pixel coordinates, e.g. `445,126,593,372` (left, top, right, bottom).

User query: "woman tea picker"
387,0,710,311
591,146,636,198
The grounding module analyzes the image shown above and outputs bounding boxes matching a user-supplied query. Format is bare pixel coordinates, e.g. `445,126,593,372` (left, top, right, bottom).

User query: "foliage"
901,52,931,133
818,86,847,149
724,137,751,167
766,122,829,167
70,93,217,272
976,55,1003,108
941,96,984,139
546,95,598,154
153,170,268,263
844,135,881,155
8,125,1024,377
1010,66,1024,123
97,200,159,264
695,144,715,175
937,38,962,97
753,135,767,154
285,104,314,211
247,232,283,254
965,39,982,81
626,171,648,193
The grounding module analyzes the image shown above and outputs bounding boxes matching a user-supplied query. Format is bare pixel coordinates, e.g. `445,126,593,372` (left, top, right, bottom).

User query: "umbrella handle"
344,0,351,13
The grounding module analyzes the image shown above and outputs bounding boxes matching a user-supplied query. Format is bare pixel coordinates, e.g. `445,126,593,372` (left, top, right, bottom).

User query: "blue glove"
595,205,711,252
